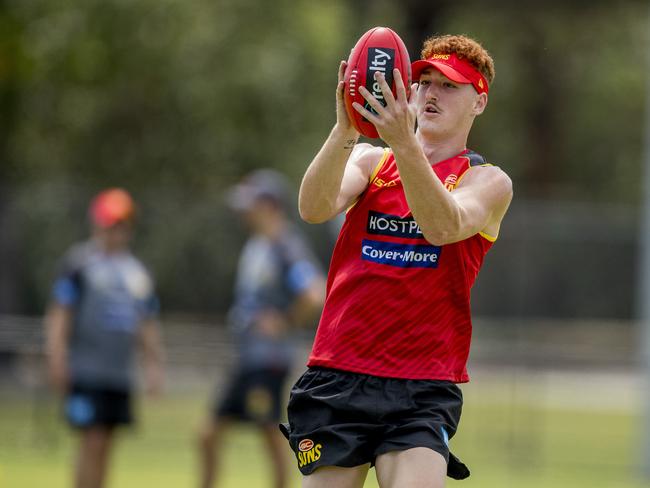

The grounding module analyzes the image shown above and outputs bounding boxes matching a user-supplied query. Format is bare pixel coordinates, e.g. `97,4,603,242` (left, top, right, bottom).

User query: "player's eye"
443,82,458,89
418,79,430,87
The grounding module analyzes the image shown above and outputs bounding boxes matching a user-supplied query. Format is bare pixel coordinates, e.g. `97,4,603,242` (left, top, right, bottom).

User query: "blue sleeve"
52,277,80,307
142,294,160,318
286,260,318,295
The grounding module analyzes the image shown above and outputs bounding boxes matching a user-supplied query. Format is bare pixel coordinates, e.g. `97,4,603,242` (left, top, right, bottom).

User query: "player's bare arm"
288,276,326,326
354,69,512,245
445,165,513,240
389,137,512,245
299,61,385,224
257,274,326,338
44,303,72,396
138,318,165,396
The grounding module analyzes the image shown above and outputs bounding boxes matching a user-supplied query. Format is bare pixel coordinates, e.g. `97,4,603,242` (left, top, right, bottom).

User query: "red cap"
89,188,136,228
411,53,488,95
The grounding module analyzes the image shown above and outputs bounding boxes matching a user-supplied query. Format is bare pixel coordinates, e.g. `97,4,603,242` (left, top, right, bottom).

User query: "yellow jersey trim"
479,231,497,242
346,148,391,214
370,148,391,182
453,161,492,189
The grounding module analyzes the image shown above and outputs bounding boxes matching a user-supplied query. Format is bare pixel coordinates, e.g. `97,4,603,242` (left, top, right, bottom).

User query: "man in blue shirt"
197,170,326,488
45,188,164,488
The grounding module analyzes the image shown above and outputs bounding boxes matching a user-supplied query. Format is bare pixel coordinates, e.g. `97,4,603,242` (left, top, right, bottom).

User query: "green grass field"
0,373,647,488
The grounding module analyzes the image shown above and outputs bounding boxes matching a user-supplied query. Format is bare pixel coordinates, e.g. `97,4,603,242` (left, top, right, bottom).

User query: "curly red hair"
421,35,495,85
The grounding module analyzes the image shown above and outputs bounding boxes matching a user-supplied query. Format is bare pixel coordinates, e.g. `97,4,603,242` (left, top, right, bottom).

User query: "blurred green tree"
0,0,647,317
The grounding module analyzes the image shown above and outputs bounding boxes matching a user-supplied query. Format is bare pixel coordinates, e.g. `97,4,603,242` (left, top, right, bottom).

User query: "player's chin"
416,115,442,132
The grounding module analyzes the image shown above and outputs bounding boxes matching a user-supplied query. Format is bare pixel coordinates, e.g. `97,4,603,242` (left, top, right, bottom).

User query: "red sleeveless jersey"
307,149,495,382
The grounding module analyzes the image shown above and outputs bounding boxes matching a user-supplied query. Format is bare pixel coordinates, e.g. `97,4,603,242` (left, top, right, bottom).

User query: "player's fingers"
358,85,386,115
374,71,396,106
409,83,418,105
338,60,347,83
337,80,345,101
352,101,380,126
393,69,407,104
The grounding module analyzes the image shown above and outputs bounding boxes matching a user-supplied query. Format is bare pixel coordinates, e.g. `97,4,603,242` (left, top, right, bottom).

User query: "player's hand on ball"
353,68,417,146
335,60,358,136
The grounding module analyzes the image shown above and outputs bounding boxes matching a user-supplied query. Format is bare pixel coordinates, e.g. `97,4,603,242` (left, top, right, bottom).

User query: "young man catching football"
281,34,512,488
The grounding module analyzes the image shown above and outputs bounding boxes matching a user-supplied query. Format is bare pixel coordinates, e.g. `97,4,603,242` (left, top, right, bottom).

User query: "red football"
343,27,411,139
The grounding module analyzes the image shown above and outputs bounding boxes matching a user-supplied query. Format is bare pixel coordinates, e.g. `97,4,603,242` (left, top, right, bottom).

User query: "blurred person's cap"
411,53,489,95
89,188,136,228
225,169,292,212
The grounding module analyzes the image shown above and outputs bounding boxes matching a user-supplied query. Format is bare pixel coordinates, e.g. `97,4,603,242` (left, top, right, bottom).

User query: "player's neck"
257,215,287,240
416,130,468,165
92,236,128,255
98,244,127,255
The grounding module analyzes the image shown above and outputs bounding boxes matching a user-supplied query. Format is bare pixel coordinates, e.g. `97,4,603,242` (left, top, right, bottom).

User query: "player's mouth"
423,102,440,115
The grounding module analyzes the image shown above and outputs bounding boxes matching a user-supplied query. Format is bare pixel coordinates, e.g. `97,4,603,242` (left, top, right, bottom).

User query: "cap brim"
411,60,472,84
91,207,134,228
92,214,133,228
224,184,257,212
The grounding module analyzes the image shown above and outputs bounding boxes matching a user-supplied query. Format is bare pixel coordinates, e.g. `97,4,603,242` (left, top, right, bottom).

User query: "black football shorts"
280,367,470,480
65,383,133,429
216,366,290,424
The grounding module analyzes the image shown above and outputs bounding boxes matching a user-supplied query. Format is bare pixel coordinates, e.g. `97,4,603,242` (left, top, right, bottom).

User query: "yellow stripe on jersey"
346,148,391,214
369,148,391,182
479,231,497,242
453,160,492,189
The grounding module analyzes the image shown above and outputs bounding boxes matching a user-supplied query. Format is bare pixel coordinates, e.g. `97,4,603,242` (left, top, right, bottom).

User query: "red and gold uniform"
308,149,495,382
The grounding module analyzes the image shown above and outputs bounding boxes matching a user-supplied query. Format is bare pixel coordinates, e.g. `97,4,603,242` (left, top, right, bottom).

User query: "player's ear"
472,93,488,116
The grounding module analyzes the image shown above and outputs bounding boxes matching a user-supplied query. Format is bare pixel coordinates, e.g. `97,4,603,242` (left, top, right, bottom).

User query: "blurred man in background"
197,169,326,488
45,188,164,488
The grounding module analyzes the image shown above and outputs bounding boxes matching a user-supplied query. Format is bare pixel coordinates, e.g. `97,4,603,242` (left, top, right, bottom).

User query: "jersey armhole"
454,161,492,188
458,161,498,242
478,231,497,242
369,148,391,182
345,148,391,214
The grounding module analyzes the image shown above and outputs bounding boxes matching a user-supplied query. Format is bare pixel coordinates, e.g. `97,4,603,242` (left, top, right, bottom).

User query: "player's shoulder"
277,226,315,261
483,163,512,187
351,143,387,162
350,143,389,177
124,252,154,279
58,240,95,273
465,150,489,167
462,150,510,180
119,253,156,296
351,142,386,158
463,162,513,200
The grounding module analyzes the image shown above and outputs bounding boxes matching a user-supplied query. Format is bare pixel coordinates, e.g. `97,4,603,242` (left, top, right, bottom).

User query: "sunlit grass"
0,376,646,488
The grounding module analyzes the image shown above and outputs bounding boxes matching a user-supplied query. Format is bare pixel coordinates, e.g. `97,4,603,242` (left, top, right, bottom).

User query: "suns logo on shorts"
297,438,322,467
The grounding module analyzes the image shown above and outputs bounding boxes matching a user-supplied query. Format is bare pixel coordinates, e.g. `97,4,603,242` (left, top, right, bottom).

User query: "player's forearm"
288,279,326,326
392,142,463,245
144,341,164,367
299,124,359,223
44,305,71,394
45,307,69,366
140,321,165,395
142,322,165,366
46,335,68,371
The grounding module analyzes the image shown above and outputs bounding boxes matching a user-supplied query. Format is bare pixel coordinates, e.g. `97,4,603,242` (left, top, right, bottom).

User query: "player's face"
242,205,264,230
415,69,486,138
242,199,277,233
96,221,132,251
